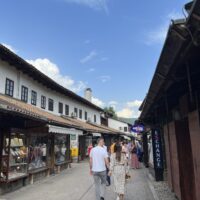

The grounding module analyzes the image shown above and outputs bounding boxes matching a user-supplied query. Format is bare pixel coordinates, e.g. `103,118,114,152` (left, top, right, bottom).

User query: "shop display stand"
0,131,28,183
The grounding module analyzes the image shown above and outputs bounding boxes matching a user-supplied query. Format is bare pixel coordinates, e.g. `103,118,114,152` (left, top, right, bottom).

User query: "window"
79,109,82,119
5,78,14,97
41,96,46,109
48,98,54,111
59,102,63,114
124,127,128,132
94,115,97,123
74,108,78,117
85,111,88,120
21,86,28,102
65,105,69,116
31,90,37,106
28,134,48,170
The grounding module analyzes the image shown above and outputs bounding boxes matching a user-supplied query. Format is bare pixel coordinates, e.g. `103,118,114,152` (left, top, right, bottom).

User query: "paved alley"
2,162,155,200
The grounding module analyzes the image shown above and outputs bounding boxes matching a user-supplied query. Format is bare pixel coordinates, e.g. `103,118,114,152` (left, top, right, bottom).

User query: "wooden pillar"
168,122,181,199
188,110,200,200
0,128,3,176
163,125,173,189
50,134,55,174
142,132,149,167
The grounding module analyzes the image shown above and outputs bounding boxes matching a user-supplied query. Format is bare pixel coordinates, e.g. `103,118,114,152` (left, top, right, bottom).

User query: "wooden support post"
30,174,34,185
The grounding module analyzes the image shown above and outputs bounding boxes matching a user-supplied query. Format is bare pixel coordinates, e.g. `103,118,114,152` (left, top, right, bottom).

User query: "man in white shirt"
90,137,109,200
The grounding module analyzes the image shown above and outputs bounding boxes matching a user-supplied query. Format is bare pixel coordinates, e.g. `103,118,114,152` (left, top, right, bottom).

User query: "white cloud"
127,100,142,108
98,75,111,83
146,11,184,45
115,100,142,118
2,43,18,53
92,96,105,107
117,108,141,118
64,0,109,13
88,68,95,72
26,58,87,93
80,50,97,64
108,101,118,109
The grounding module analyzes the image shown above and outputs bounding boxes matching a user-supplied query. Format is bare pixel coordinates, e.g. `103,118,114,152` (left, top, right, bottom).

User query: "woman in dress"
131,142,139,169
109,143,127,200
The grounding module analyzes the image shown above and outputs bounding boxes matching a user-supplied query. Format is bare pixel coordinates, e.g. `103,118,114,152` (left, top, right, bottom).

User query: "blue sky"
0,0,188,118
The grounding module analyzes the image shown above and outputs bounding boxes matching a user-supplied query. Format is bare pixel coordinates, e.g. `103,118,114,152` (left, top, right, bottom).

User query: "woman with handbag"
131,142,139,169
109,143,127,200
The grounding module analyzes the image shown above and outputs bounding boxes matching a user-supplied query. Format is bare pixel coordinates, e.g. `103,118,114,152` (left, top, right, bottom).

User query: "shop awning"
123,135,131,140
92,133,102,137
0,94,121,135
48,125,83,135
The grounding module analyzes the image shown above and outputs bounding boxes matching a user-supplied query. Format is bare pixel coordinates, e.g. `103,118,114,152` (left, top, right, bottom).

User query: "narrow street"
2,162,155,200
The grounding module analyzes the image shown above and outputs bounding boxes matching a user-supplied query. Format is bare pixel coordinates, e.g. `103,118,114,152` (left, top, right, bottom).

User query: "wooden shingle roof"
0,94,116,134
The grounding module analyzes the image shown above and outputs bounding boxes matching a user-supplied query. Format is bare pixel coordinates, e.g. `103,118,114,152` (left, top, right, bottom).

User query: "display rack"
0,131,28,182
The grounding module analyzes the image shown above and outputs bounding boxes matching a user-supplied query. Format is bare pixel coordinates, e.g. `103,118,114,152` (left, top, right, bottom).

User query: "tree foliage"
104,106,118,119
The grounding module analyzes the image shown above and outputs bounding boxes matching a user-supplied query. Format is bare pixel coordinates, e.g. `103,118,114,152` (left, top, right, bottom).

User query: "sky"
0,0,188,118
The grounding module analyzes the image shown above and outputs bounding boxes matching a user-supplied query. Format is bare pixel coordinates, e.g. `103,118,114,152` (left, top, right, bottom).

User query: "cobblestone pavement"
2,162,155,200
152,181,177,200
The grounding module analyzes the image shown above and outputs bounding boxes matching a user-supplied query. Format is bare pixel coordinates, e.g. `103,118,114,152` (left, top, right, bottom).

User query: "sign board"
152,129,163,169
71,148,79,157
131,125,145,133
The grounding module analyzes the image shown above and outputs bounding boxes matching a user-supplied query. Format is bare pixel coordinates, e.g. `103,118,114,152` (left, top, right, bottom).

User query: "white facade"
0,59,101,124
108,118,130,133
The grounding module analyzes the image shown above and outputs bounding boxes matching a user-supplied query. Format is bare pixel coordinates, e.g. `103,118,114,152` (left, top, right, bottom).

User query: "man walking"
90,138,110,200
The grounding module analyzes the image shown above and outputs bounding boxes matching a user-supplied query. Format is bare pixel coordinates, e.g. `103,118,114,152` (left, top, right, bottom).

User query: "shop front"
48,125,82,169
0,111,48,194
0,129,28,183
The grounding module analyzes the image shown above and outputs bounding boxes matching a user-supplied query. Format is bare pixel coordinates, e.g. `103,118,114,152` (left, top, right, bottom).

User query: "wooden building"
139,1,200,200
0,44,119,194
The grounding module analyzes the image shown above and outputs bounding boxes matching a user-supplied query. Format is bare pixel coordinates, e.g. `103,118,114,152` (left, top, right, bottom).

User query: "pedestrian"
102,140,111,187
109,143,127,200
90,137,110,200
122,142,130,179
110,139,117,154
106,146,111,186
131,142,139,169
87,143,93,157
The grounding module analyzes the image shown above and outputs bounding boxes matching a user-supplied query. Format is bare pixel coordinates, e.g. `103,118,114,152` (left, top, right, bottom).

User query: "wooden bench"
55,160,72,174
29,167,50,184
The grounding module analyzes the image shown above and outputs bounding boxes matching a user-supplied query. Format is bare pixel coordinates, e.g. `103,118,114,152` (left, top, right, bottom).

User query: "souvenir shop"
0,111,73,194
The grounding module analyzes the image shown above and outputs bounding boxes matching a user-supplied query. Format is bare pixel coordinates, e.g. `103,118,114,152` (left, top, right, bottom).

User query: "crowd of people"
89,137,143,200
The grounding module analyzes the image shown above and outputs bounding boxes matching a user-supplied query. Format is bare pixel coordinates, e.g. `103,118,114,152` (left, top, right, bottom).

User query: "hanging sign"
131,125,145,133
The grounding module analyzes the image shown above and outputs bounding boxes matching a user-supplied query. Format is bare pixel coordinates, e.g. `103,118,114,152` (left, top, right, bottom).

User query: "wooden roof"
0,94,116,134
139,0,200,123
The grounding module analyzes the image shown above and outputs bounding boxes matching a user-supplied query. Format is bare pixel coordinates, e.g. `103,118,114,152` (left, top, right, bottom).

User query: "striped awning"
48,125,83,135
